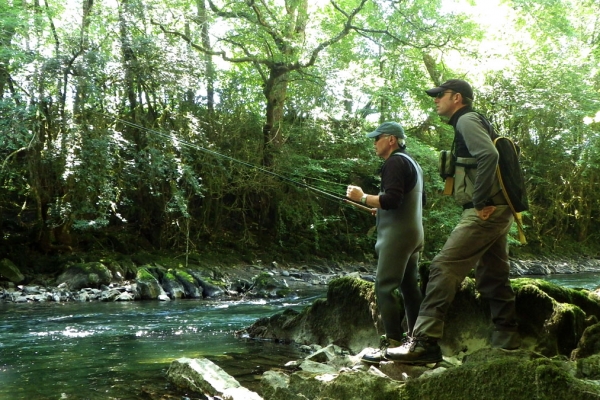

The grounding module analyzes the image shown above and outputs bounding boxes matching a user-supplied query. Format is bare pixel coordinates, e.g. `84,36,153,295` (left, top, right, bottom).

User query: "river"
0,273,598,400
0,289,326,400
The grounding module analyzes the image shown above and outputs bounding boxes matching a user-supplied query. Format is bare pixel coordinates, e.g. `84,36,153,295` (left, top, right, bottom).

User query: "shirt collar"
448,105,473,127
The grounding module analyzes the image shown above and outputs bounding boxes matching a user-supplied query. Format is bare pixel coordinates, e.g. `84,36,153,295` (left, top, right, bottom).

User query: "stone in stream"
167,357,263,400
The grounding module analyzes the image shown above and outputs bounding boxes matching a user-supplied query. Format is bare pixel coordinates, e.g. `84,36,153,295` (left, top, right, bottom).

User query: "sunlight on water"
62,327,96,338
0,289,327,400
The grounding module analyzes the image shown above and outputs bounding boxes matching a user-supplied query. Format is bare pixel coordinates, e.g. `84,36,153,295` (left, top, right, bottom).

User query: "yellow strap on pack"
494,137,527,245
443,177,454,196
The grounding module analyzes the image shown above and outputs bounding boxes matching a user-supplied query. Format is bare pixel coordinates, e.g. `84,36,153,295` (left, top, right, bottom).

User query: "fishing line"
96,113,372,213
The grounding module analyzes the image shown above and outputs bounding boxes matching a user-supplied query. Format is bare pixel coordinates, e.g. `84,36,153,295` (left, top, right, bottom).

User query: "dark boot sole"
360,358,382,364
390,358,442,365
384,354,443,364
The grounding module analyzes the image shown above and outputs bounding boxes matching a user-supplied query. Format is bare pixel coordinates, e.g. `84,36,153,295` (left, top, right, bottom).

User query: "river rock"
240,277,379,353
166,357,262,400
161,271,186,299
188,271,224,298
174,270,203,298
56,262,113,290
261,368,405,400
135,267,169,300
0,258,25,283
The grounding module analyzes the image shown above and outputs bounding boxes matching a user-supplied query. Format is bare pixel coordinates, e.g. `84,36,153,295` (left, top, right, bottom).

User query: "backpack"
478,114,529,244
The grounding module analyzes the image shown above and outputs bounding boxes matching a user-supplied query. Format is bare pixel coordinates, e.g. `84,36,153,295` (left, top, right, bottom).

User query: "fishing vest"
452,114,504,208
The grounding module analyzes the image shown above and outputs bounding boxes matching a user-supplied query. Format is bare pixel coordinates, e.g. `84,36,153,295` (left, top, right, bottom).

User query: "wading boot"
361,335,405,364
384,336,442,364
491,330,521,352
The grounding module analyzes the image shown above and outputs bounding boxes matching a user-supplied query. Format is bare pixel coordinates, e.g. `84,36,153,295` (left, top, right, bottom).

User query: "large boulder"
401,349,600,400
55,262,112,290
240,276,379,353
161,270,186,299
166,357,262,400
0,258,25,283
135,267,169,300
242,275,600,359
174,270,203,298
189,271,225,298
262,369,405,400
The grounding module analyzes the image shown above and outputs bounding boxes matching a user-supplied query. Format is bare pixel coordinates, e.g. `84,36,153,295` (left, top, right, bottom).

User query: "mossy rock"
404,354,600,400
174,270,203,298
252,272,279,290
512,278,600,319
136,266,156,281
56,262,112,290
0,258,25,283
572,322,600,360
98,257,138,281
188,271,225,298
241,308,301,343
135,267,167,300
441,277,492,354
241,276,378,352
515,283,588,356
576,354,600,379
162,270,185,299
262,369,404,400
252,272,290,298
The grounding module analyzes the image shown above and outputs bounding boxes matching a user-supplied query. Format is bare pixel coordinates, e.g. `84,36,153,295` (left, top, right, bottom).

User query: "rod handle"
343,199,375,214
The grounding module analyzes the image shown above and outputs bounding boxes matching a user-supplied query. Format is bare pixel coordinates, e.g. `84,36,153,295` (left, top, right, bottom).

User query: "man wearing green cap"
346,121,425,363
385,79,520,365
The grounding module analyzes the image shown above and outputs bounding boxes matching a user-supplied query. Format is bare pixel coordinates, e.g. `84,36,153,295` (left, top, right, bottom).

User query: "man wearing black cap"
385,80,520,364
346,121,425,363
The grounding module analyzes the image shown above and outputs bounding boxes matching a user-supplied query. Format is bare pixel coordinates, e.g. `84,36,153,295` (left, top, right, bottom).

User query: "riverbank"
2,251,600,400
2,252,600,304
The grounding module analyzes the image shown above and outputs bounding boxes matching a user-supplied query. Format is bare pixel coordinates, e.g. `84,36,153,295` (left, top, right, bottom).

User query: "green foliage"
1,0,600,264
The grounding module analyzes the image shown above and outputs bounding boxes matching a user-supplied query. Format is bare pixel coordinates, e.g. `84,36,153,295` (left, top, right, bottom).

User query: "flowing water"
532,271,599,291
0,273,598,400
0,289,326,400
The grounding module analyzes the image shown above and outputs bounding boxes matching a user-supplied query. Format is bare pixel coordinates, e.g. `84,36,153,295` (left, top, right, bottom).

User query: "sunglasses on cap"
374,134,392,143
436,91,456,98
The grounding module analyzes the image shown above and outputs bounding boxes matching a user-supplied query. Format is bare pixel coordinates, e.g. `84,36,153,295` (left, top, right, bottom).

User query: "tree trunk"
262,66,289,166
197,0,215,114
0,5,19,98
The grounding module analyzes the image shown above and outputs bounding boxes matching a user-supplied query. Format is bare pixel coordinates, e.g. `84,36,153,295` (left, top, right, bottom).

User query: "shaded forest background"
1,0,599,271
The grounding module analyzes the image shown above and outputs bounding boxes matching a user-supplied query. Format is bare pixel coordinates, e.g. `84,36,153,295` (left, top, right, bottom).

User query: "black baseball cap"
425,79,474,100
366,122,405,139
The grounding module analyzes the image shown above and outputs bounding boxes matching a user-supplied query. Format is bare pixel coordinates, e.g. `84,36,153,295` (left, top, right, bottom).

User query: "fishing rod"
97,113,373,214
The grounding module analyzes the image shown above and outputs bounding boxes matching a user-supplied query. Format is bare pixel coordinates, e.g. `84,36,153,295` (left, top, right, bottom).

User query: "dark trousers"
413,205,519,346
375,247,423,341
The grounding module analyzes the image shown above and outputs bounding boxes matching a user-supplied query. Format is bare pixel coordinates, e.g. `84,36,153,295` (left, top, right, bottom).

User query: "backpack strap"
493,136,527,245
